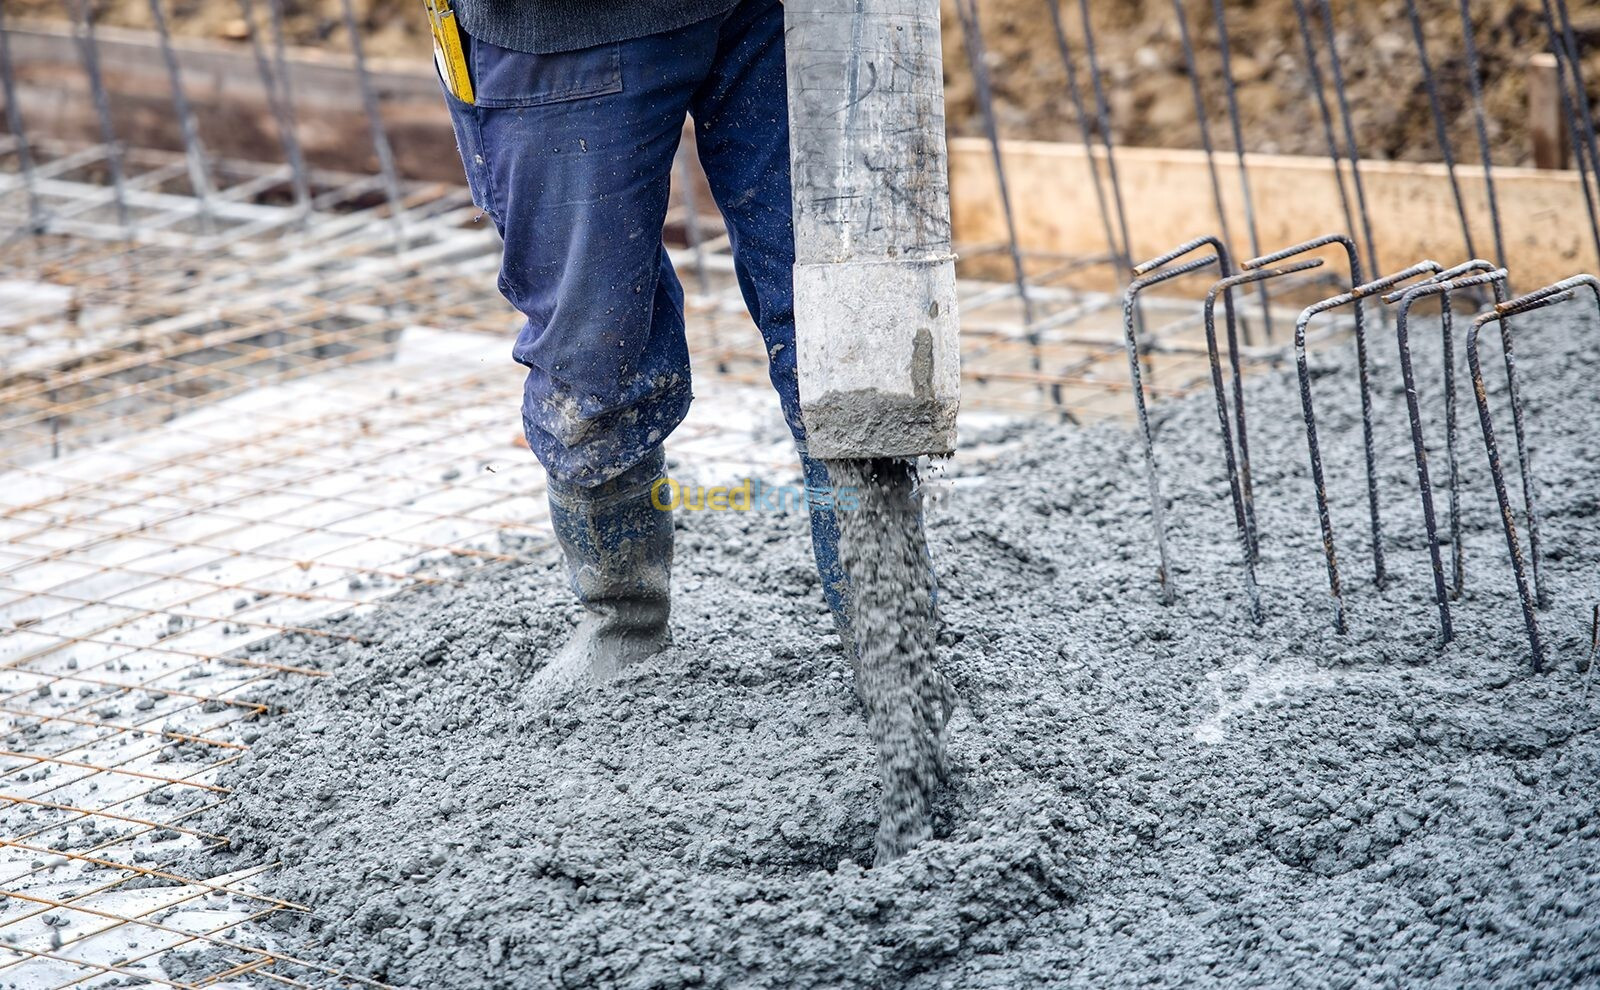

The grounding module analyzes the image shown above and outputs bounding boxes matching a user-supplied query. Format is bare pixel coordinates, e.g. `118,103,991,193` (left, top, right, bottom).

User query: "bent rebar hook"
1436,264,1547,610
1203,259,1325,625
1294,261,1444,632
1247,235,1379,585
1411,260,1516,600
1469,274,1600,672
1134,236,1255,558
1122,243,1224,604
1385,268,1510,648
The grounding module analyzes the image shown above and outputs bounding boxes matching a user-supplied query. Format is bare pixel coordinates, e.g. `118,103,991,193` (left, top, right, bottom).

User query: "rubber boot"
800,450,854,644
530,448,673,692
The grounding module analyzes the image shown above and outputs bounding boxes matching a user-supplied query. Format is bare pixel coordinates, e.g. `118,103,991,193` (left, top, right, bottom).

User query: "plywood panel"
949,137,1599,291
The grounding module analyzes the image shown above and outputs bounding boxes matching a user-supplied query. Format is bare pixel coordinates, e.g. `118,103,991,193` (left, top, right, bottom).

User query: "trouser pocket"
467,32,623,109
442,99,500,226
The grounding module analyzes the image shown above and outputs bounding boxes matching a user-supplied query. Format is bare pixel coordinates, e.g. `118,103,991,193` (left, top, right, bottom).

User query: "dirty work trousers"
439,0,851,621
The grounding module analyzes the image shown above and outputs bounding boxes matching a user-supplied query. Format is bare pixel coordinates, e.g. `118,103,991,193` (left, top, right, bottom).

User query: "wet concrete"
826,457,955,864
182,307,1600,988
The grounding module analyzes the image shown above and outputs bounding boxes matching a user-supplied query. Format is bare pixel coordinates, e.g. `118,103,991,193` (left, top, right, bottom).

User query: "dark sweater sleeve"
454,0,743,55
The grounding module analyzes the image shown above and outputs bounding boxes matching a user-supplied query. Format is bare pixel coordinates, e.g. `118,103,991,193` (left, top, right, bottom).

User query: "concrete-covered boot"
800,450,855,649
530,448,673,691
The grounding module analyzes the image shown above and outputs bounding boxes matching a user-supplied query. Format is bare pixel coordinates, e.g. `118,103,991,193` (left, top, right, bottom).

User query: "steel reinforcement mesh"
0,133,1339,986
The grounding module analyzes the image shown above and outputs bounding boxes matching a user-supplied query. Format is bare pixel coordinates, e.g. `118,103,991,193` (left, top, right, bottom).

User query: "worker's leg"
440,25,723,683
685,0,853,631
445,30,718,487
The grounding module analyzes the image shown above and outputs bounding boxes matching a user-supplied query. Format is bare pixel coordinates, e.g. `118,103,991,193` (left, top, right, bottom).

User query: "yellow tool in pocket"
425,0,474,105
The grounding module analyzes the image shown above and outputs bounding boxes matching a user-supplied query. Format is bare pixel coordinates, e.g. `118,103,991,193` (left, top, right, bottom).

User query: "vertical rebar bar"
239,0,311,218
1168,0,1237,289
675,158,710,298
1554,0,1600,208
1292,262,1445,631
1137,235,1254,559
1439,292,1465,597
1045,0,1126,286
1460,274,1596,671
1122,249,1224,605
1394,291,1453,648
1403,0,1477,261
339,0,406,251
67,0,131,235
1203,261,1324,624
1314,0,1381,286
1540,0,1600,267
1384,270,1511,648
1455,0,1506,275
0,2,44,235
1076,0,1140,321
673,153,722,372
1467,309,1545,672
1471,272,1599,611
1498,312,1546,609
147,0,214,233
1208,0,1273,342
1288,0,1359,266
264,0,311,220
1422,258,1514,602
1293,300,1345,632
1245,234,1378,583
955,0,1035,352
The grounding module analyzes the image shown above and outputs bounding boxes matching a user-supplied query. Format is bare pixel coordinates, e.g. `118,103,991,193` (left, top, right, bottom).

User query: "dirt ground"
940,0,1600,165
18,1,1600,166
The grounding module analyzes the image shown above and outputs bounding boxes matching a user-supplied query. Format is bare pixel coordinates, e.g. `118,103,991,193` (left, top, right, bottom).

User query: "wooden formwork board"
948,137,1600,292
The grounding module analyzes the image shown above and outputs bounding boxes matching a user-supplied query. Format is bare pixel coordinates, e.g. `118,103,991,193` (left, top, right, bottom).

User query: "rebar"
1136,235,1254,560
1044,0,1126,286
1477,272,1600,610
1419,259,1513,600
1384,268,1511,648
1289,0,1359,274
1463,274,1600,670
1294,261,1444,631
1539,0,1600,270
955,0,1034,340
147,0,214,233
265,0,309,221
1247,234,1378,584
339,0,406,251
1202,259,1325,624
1455,0,1506,276
1169,0,1249,343
675,159,710,298
1208,0,1272,342
1122,242,1225,603
1552,0,1600,255
0,3,44,236
239,0,311,218
66,0,131,235
1465,278,1593,678
1403,0,1477,262
1312,0,1380,286
674,154,724,373
1075,0,1140,330
2,17,1599,978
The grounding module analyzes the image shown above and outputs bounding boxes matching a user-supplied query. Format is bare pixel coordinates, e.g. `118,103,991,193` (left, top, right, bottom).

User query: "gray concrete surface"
178,307,1600,988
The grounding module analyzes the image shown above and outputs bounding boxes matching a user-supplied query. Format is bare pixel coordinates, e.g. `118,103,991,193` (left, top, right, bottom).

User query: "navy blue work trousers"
440,0,851,622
